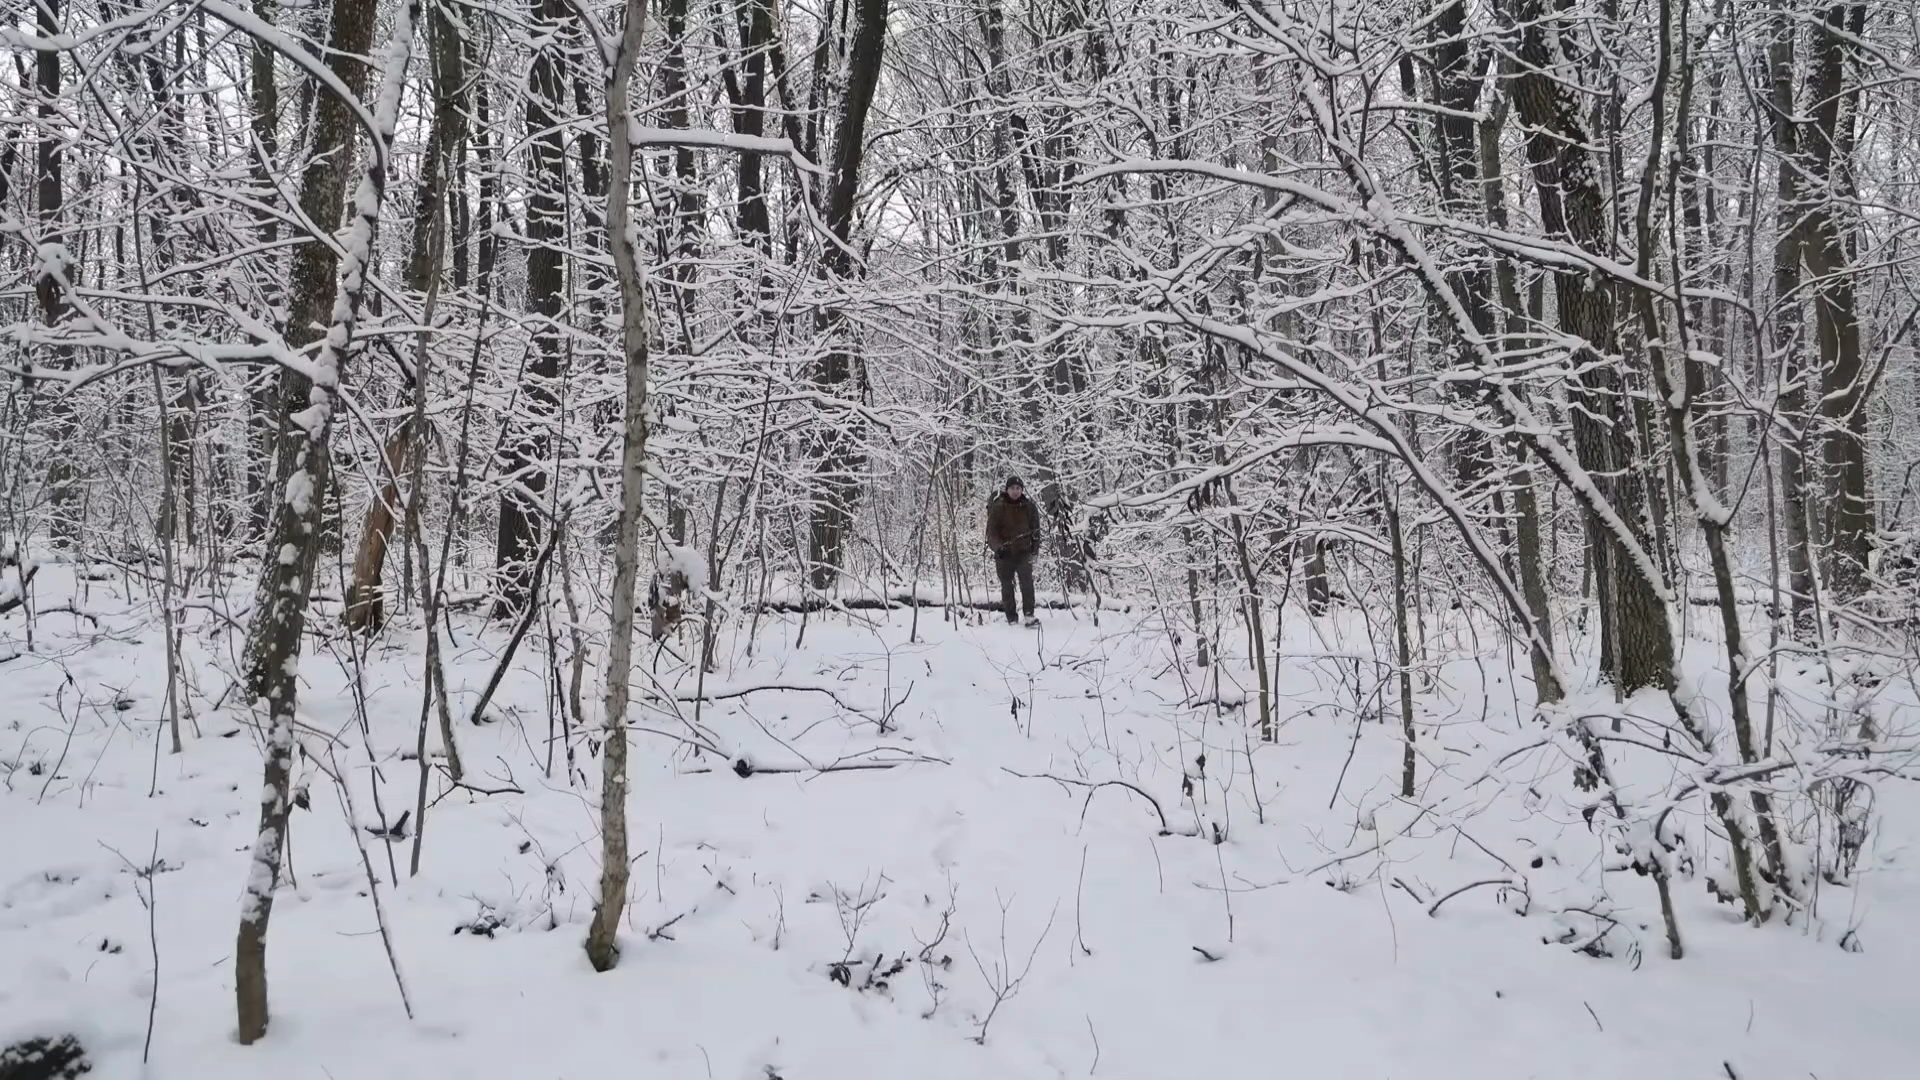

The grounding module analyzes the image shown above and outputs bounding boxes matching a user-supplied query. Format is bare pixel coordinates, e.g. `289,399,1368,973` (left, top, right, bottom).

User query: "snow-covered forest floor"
3,560,1916,1080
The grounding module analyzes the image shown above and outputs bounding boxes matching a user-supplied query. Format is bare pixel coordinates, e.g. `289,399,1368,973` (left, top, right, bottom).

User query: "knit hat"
1004,475,1025,491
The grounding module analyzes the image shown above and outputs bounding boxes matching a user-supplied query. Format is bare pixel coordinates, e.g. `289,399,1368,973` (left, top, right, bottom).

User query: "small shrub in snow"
0,1035,90,1080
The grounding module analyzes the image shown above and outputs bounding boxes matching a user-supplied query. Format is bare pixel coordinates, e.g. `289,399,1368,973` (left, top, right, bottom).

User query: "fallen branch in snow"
673,682,867,714
629,724,728,758
1072,846,1093,961
1426,878,1516,918
751,596,1062,613
746,591,1131,615
427,767,526,807
1196,798,1442,893
729,750,950,778
26,604,96,627
1000,768,1188,836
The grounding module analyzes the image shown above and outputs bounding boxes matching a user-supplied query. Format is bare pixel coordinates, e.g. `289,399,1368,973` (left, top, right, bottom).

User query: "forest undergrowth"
3,556,1916,1079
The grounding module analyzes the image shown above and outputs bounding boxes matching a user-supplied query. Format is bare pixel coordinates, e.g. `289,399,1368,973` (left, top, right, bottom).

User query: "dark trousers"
996,553,1035,620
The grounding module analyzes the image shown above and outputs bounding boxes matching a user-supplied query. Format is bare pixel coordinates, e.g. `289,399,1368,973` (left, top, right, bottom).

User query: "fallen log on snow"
748,593,1129,615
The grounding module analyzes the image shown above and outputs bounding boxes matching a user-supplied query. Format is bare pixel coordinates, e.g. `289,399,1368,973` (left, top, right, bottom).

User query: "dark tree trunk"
1418,1,1498,490
475,74,498,295
572,68,609,320
1504,0,1675,691
494,0,573,618
729,0,774,261
1805,3,1874,600
1763,1,1818,633
241,0,299,539
35,0,77,542
402,4,467,295
659,0,704,331
1476,87,1561,702
805,0,890,590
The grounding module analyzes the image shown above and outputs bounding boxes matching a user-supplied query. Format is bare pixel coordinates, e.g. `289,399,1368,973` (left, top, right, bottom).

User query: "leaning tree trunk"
232,0,417,1045
585,0,651,974
344,1,469,632
804,0,890,591
343,427,412,632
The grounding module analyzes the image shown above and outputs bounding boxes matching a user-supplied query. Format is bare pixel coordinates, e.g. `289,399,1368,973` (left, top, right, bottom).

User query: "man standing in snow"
985,476,1041,627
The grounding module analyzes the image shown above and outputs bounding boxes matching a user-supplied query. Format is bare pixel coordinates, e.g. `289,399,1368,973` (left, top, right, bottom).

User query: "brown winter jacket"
985,492,1041,560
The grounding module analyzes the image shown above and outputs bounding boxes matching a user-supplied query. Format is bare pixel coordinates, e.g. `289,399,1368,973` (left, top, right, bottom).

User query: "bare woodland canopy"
3,0,1919,1041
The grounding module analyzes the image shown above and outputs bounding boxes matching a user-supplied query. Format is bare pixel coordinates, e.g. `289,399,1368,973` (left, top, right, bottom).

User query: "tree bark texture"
1505,0,1676,690
235,0,414,1044
494,0,572,618
1804,3,1874,600
585,0,653,974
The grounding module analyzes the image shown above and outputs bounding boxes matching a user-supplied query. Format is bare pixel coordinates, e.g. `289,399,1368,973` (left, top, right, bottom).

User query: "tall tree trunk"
977,0,1044,490
804,0,890,590
1388,492,1417,795
1477,85,1561,704
572,40,610,321
494,0,572,617
234,0,417,1044
1418,1,1497,488
1764,1,1818,633
246,0,283,539
34,0,77,542
474,68,498,295
659,0,704,337
403,5,466,295
1805,3,1874,600
586,0,652,974
134,33,206,546
728,0,774,282
1504,0,1675,691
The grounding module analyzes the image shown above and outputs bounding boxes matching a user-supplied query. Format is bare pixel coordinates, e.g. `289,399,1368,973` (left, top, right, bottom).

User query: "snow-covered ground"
3,561,1916,1079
